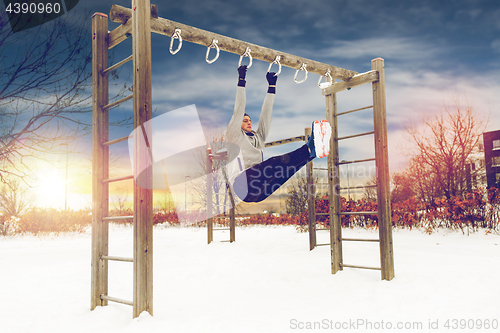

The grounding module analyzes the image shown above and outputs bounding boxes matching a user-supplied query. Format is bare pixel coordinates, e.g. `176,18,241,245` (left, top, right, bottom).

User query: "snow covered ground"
1,225,499,333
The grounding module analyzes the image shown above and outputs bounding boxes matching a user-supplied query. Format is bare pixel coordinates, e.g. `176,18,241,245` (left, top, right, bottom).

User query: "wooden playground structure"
92,0,394,318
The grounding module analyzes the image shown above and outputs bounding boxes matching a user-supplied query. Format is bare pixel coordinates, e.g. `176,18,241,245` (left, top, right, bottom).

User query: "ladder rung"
316,243,331,246
313,167,328,171
337,105,373,116
101,255,134,262
337,158,375,165
102,94,133,110
316,228,329,231
100,295,133,306
214,228,230,231
102,175,134,183
341,264,381,271
315,212,329,216
102,215,134,221
339,211,378,215
103,136,129,146
341,238,379,242
338,131,374,141
339,184,377,191
102,55,133,75
220,240,232,243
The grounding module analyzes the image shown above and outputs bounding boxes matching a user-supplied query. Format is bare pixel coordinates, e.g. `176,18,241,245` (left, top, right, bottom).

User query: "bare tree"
0,179,33,217
403,96,487,201
0,9,128,183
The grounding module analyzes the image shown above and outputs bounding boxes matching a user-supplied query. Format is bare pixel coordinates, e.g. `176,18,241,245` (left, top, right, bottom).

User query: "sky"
4,0,500,210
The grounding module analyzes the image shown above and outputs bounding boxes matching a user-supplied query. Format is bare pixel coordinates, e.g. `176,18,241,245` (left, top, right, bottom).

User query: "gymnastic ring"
267,55,282,76
318,69,333,89
206,39,220,64
238,47,253,69
294,63,308,84
170,28,182,55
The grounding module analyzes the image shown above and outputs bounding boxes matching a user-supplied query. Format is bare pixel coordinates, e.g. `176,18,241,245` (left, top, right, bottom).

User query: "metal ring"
170,28,182,55
267,55,282,76
238,47,253,69
318,69,333,88
206,39,220,64
294,63,308,84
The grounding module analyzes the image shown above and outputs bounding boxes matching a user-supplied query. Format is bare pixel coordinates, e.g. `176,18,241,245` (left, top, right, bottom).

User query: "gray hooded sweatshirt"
225,87,275,182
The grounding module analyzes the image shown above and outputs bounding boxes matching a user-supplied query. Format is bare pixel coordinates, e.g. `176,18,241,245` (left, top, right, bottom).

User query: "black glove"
266,72,278,94
238,65,247,87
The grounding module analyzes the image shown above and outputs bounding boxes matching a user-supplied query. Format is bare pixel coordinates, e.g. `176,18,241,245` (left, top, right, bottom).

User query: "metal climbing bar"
103,136,129,146
338,131,374,141
101,295,134,306
337,158,375,165
265,135,305,148
341,264,381,271
109,5,359,81
337,105,373,117
102,175,134,183
101,255,134,262
102,94,133,110
102,55,133,74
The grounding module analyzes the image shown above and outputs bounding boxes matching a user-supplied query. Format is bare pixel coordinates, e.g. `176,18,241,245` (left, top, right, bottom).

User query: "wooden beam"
322,70,379,95
305,127,316,251
91,12,110,311
109,5,358,81
132,0,154,318
325,92,343,274
108,19,132,49
371,58,395,281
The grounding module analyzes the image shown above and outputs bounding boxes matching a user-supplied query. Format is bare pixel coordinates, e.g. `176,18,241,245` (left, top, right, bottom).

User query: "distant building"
483,130,500,188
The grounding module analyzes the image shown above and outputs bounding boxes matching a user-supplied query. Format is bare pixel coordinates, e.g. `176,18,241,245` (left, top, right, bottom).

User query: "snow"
1,225,499,333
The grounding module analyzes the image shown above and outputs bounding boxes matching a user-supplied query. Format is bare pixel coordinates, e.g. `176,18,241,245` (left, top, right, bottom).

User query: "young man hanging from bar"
225,65,332,203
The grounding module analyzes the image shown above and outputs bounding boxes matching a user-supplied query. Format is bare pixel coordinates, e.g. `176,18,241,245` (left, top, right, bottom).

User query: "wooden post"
132,0,153,317
207,148,213,244
91,12,109,310
305,127,316,250
229,204,235,243
371,58,395,281
325,92,343,274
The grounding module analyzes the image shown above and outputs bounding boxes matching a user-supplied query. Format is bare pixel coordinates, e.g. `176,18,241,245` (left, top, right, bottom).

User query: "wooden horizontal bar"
103,136,129,146
322,70,379,95
316,228,330,231
102,175,134,183
108,19,132,49
316,243,331,246
107,4,158,49
102,55,133,75
337,105,373,117
313,167,329,171
110,5,359,81
220,240,232,243
100,295,133,306
339,211,378,215
102,215,134,221
316,213,329,216
214,228,231,231
102,94,133,110
338,131,374,141
341,238,379,242
341,264,381,271
101,255,134,262
265,135,305,148
337,158,375,165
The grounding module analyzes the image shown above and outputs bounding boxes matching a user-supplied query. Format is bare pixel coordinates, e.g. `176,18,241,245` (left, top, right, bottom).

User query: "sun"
32,169,67,209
